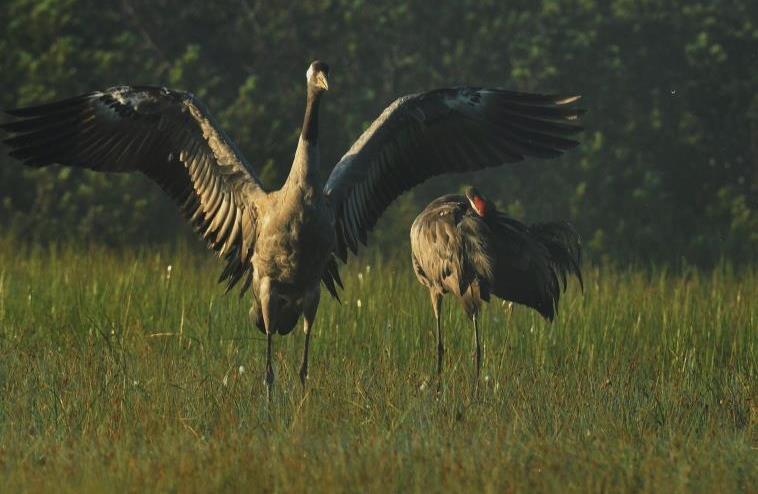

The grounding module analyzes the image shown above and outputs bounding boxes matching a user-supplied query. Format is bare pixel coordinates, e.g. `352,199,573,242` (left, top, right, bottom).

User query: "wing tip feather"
554,95,582,105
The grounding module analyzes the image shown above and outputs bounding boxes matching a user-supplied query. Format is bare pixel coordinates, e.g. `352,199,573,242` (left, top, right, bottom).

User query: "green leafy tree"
0,0,754,264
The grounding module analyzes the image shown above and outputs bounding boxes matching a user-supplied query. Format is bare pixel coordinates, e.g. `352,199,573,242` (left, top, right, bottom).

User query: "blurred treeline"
0,0,755,265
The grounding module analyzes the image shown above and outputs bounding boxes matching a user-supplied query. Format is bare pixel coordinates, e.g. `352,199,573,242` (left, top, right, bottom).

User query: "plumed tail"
491,215,582,321
320,255,343,302
529,221,583,292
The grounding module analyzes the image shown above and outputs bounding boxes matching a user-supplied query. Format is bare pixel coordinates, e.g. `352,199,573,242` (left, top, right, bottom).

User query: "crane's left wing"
1,86,267,293
324,88,584,262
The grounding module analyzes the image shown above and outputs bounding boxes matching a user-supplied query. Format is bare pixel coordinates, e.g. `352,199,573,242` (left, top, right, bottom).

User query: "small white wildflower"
167,264,172,273
419,379,428,391
133,380,138,386
111,329,116,336
356,299,362,309
222,374,228,387
484,375,490,382
365,265,371,273
357,272,363,283
238,365,245,375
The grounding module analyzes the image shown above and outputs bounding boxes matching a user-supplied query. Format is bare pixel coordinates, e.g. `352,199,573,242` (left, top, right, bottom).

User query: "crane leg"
431,292,444,377
299,288,320,389
473,313,482,383
260,277,277,402
265,332,274,402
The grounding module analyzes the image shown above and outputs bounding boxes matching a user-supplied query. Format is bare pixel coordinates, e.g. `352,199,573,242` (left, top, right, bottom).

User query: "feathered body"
411,195,495,317
411,193,583,320
249,137,336,336
411,189,583,383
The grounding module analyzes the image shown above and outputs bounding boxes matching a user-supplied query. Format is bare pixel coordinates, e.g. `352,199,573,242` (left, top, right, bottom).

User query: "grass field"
0,237,754,492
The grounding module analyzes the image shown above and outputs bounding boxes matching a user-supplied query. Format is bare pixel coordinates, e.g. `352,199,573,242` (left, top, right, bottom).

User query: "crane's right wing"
325,88,584,262
1,86,266,292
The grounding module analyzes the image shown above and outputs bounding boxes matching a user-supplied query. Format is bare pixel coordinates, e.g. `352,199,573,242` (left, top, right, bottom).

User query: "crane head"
465,186,488,217
306,60,330,92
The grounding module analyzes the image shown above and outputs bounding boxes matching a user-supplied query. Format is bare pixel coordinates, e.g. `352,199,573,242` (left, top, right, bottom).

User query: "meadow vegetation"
0,238,753,492
0,1,755,492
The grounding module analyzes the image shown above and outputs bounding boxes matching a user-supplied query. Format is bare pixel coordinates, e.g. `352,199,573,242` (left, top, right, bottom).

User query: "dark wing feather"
325,88,583,262
1,86,266,292
491,214,582,320
528,221,584,292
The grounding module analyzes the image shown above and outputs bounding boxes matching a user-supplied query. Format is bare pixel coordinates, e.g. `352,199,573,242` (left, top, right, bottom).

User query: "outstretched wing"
1,86,266,292
324,88,584,262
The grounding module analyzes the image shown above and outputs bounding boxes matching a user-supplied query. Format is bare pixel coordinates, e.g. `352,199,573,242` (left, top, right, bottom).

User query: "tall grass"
0,237,754,492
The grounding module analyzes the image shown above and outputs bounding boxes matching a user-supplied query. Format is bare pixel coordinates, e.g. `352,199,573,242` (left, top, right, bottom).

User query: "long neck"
285,85,322,192
301,85,321,142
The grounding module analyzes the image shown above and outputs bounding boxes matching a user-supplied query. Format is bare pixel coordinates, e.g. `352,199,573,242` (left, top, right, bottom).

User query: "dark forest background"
1,0,755,265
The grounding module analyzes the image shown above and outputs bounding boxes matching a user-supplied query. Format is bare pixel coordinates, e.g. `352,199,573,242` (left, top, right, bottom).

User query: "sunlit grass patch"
0,238,754,492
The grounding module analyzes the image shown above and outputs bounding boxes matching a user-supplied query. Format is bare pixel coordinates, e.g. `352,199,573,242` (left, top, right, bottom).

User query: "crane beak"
315,72,329,91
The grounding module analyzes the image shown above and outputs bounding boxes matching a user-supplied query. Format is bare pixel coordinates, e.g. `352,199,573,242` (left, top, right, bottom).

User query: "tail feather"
491,215,583,321
529,221,583,292
321,255,343,302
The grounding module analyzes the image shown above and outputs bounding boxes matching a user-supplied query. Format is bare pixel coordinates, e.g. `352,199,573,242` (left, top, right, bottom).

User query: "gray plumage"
1,60,583,397
324,89,584,268
410,188,583,382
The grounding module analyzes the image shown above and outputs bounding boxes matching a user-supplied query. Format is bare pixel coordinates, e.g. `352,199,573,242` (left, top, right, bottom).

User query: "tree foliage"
1,0,755,264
